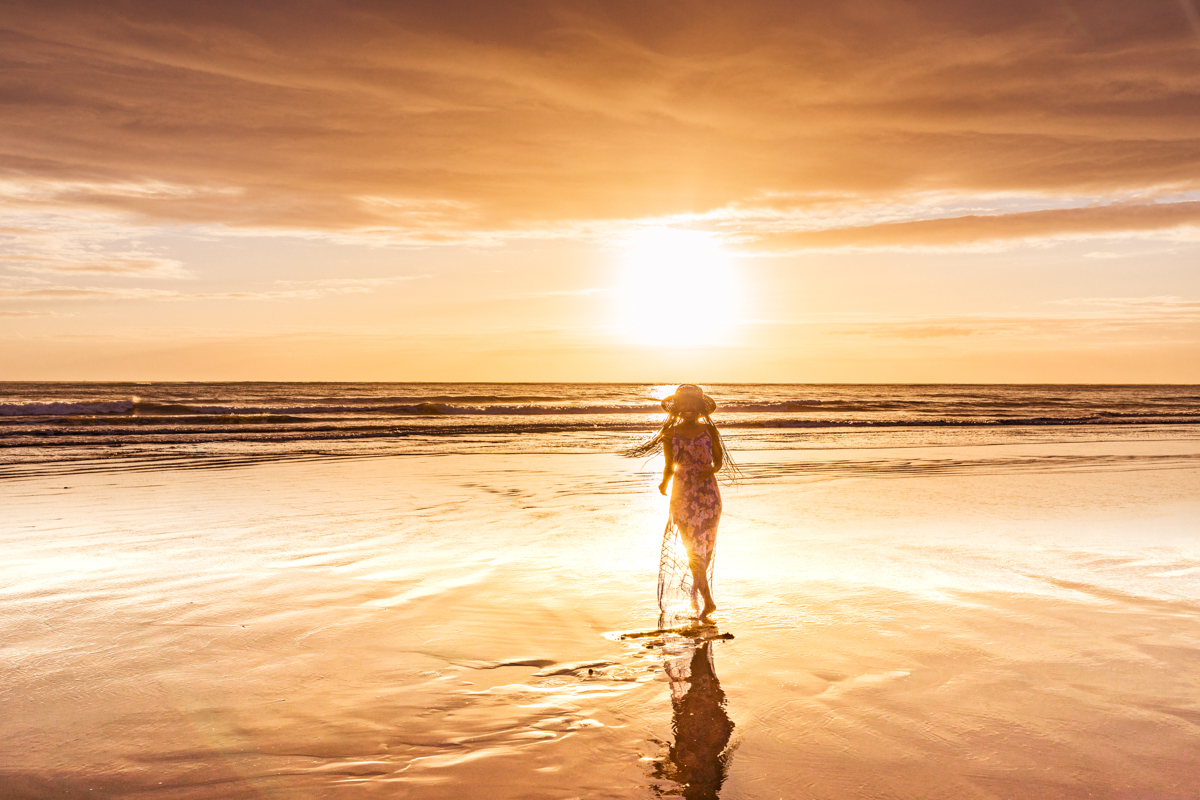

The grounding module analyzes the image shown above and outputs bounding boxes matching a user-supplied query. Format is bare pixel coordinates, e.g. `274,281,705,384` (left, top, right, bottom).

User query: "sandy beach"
4,423,1200,798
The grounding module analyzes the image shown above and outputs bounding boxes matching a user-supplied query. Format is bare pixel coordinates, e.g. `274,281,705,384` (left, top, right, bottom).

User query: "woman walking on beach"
627,384,726,621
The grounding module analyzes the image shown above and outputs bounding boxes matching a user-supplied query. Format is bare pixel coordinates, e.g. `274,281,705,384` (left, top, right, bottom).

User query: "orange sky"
1,0,1199,381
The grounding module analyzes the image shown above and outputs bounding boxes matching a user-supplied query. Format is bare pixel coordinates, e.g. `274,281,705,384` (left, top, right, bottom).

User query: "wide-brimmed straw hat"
661,384,717,414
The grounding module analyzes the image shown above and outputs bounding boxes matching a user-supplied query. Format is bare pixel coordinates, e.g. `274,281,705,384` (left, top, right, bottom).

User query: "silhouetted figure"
624,385,737,622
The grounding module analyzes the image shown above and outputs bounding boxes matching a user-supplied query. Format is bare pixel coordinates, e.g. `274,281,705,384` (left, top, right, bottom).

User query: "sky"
2,0,1199,382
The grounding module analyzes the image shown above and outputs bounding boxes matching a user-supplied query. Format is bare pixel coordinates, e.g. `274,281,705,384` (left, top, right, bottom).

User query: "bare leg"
687,550,717,620
676,523,717,619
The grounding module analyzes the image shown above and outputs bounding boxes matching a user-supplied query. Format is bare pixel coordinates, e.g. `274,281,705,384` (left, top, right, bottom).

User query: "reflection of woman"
654,639,735,799
625,385,729,620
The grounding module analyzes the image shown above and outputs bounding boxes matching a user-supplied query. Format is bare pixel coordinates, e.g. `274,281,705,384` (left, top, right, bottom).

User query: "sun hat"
661,384,717,415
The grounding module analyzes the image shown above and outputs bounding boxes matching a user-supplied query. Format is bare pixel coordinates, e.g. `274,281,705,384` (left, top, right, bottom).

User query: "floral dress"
670,429,723,561
658,428,722,618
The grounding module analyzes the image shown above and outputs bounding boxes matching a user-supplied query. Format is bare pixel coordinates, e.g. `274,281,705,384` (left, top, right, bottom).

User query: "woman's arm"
706,420,723,474
659,431,674,495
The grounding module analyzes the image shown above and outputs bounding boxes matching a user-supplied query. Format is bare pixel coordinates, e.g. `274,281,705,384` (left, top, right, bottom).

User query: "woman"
626,384,726,621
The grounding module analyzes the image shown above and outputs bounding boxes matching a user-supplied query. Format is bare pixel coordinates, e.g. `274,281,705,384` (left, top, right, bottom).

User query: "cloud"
0,252,189,277
272,275,428,294
1047,295,1200,309
815,295,1200,341
0,309,70,317
1179,0,1200,43
0,0,1198,245
0,201,191,277
739,200,1200,252
0,286,181,300
0,275,424,301
834,324,983,339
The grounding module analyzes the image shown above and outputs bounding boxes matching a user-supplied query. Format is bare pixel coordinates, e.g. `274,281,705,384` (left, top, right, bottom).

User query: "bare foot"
700,601,717,620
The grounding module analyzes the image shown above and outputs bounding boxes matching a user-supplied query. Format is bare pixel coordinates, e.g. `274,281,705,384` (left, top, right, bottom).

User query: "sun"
614,228,740,345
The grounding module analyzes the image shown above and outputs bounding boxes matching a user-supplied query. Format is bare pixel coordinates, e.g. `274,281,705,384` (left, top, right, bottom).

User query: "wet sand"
3,435,1200,798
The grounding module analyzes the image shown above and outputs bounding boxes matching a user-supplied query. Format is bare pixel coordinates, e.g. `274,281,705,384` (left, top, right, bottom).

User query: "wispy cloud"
0,253,188,278
0,203,190,278
811,294,1200,343
271,275,429,295
0,309,71,318
1179,0,1200,44
0,275,425,302
1047,295,1200,310
736,201,1200,253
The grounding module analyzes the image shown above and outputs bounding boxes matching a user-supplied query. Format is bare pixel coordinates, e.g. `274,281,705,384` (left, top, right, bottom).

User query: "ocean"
3,382,1198,471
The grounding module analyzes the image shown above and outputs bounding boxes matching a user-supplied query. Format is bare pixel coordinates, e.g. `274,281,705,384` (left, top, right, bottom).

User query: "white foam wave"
0,400,135,416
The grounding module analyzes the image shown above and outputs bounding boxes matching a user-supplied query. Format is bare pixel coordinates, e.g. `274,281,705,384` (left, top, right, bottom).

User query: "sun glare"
615,228,740,345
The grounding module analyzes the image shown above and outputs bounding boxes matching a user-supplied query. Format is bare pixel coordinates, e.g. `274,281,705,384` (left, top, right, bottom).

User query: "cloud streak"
741,200,1200,252
0,309,69,317
809,295,1200,341
0,197,191,277
0,275,424,302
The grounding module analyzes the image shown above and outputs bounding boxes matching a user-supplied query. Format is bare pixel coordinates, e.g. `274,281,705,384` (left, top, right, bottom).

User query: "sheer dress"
658,428,723,619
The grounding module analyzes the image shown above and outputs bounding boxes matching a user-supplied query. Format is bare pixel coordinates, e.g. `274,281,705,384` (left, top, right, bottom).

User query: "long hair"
622,410,742,483
623,411,679,459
